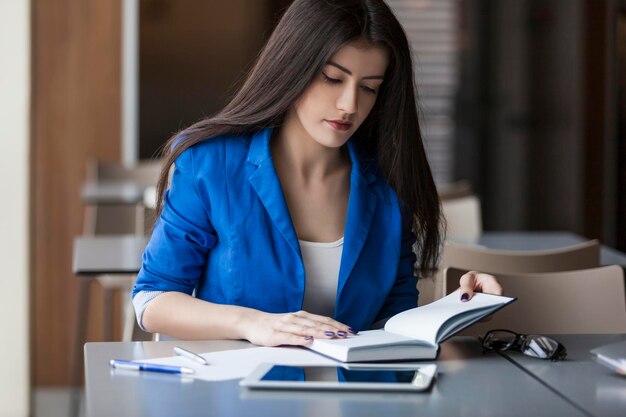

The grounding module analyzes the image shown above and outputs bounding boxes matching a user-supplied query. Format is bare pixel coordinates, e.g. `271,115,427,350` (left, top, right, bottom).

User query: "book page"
384,290,514,345
311,329,425,351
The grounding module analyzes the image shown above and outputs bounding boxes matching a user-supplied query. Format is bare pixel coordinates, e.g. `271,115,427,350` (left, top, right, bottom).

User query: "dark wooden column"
582,0,610,240
617,5,626,251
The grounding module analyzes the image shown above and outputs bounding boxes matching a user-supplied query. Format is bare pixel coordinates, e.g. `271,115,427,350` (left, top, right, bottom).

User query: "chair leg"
135,204,145,236
102,287,114,341
71,278,92,387
122,289,136,342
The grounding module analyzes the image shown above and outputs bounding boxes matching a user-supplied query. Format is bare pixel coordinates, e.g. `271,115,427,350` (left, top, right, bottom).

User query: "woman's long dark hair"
155,0,442,276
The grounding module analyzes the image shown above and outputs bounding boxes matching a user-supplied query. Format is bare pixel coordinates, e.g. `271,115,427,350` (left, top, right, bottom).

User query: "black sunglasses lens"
520,335,562,360
483,330,517,350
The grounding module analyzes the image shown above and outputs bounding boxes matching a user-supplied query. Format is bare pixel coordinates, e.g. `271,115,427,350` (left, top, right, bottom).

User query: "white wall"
0,0,31,416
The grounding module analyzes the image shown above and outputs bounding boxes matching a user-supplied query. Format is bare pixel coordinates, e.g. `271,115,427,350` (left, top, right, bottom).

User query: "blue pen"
109,359,195,375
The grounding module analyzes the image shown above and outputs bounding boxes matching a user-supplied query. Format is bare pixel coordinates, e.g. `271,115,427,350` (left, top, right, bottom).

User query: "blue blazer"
132,128,418,331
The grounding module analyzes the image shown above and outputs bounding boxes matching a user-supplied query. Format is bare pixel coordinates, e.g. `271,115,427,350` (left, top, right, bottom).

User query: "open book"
308,290,516,362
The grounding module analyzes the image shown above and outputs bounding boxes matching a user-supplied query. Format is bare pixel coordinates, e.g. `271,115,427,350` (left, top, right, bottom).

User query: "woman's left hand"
458,271,503,302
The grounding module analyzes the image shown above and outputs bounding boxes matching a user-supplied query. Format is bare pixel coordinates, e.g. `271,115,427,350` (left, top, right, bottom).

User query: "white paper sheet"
141,346,339,381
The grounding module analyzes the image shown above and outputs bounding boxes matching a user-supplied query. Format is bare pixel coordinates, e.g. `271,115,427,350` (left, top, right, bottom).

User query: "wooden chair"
72,159,162,391
443,266,626,335
438,180,474,201
83,158,162,236
418,239,600,306
82,158,162,341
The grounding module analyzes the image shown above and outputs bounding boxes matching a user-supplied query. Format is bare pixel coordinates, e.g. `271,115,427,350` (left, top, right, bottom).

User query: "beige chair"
418,239,600,306
417,185,482,305
441,195,482,244
438,180,482,243
441,239,600,274
443,266,626,335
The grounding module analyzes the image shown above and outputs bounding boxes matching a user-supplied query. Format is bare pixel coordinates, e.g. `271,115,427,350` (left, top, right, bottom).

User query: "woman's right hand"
239,310,355,347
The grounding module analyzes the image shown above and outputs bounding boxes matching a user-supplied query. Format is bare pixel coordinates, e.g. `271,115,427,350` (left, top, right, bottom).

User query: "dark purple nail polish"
348,328,358,335
304,336,313,341
324,331,335,337
461,293,469,302
337,331,347,337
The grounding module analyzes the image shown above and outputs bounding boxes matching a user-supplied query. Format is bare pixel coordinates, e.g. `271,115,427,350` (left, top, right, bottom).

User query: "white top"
133,236,344,329
299,236,344,318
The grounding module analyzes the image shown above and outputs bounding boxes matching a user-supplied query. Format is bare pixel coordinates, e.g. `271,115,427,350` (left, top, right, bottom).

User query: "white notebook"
308,290,516,362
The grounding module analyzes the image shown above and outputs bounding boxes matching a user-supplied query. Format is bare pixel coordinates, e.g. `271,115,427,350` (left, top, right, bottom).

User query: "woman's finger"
279,312,321,329
276,321,346,338
458,271,478,301
275,312,350,337
271,331,315,347
459,271,504,301
476,273,504,295
293,310,353,334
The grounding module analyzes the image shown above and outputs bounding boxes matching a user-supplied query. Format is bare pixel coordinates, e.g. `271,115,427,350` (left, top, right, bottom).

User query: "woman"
132,0,502,346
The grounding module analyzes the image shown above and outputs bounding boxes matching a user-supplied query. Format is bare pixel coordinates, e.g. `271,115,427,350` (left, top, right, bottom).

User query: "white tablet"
240,363,437,392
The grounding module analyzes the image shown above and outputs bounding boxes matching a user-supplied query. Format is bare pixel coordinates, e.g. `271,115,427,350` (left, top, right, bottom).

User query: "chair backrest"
418,239,602,307
93,159,162,187
444,266,626,335
83,159,162,235
441,239,600,274
438,180,474,201
441,195,482,244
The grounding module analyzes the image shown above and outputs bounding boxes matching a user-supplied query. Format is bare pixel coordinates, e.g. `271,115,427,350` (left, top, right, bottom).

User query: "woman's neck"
271,112,350,182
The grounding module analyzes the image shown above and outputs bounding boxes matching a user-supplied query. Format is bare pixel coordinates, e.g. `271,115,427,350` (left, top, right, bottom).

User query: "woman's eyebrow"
326,61,385,80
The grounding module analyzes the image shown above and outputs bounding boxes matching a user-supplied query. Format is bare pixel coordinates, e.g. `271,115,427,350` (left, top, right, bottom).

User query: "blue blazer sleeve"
373,222,419,322
132,147,218,298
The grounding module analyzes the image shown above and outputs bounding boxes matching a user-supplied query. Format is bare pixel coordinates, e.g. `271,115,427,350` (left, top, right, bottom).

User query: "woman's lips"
325,120,352,131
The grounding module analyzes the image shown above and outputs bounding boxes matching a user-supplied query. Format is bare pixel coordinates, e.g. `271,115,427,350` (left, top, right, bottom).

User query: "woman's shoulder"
174,131,261,177
349,143,389,188
353,154,399,207
185,131,253,160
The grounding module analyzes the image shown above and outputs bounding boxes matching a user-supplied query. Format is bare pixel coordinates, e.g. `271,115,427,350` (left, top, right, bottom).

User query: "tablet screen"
260,365,421,384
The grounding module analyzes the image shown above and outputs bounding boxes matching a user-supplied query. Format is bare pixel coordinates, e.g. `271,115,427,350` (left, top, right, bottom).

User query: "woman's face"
289,40,389,149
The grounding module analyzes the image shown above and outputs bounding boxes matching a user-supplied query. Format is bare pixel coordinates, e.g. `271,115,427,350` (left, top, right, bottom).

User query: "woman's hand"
457,271,504,323
458,271,504,301
239,310,354,347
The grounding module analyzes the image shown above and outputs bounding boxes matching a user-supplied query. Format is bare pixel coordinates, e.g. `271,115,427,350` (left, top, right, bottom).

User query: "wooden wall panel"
32,0,122,385
618,10,626,251
582,0,608,240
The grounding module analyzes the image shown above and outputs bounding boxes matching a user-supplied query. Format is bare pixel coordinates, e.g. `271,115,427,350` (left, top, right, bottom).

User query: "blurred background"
1,0,625,416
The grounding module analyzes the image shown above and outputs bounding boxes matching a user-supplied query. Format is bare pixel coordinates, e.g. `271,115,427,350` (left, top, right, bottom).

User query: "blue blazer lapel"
246,130,378,310
246,129,302,261
337,142,378,301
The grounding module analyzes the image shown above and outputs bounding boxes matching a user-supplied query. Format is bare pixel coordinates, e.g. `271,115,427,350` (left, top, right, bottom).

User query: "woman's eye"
361,86,377,95
322,72,341,84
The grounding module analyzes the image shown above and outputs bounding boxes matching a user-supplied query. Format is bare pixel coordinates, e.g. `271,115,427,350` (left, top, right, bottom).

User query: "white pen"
174,346,209,366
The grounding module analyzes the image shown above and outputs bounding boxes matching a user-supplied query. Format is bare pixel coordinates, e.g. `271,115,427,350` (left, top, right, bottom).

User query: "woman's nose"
336,85,358,114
